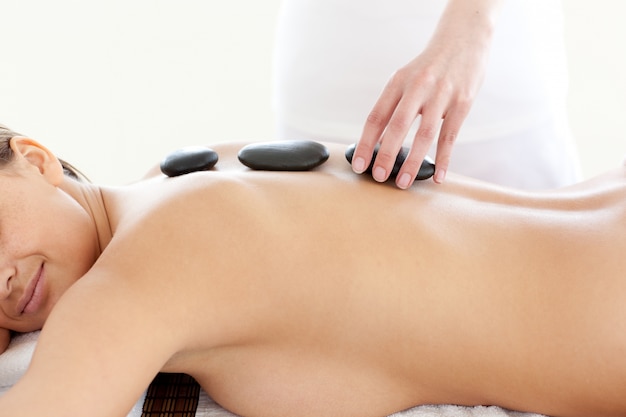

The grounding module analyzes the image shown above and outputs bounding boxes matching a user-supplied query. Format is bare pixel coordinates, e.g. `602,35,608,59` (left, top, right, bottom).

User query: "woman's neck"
59,178,114,255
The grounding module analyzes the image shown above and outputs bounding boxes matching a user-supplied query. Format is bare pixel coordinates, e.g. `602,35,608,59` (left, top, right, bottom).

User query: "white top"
272,0,569,143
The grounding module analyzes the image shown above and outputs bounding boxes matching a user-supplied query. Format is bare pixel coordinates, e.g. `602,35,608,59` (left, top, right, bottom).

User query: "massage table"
1,332,546,417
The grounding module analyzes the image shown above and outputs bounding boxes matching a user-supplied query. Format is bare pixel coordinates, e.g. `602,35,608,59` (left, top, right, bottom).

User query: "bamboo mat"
141,373,201,417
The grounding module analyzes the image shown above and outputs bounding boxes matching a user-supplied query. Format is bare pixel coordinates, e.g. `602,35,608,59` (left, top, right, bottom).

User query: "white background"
1,1,624,185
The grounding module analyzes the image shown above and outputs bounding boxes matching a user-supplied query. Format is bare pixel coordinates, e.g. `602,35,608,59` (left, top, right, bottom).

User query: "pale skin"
352,0,504,188
1,137,626,417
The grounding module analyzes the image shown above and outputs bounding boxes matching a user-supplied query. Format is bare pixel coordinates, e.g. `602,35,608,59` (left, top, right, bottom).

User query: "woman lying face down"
1,123,626,417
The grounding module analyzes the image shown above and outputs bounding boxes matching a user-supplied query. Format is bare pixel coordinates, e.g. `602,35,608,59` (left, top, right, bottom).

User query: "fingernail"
373,166,387,182
434,168,446,183
353,157,366,173
397,173,411,189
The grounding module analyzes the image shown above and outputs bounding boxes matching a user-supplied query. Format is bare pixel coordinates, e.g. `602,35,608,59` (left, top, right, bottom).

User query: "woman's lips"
17,264,45,316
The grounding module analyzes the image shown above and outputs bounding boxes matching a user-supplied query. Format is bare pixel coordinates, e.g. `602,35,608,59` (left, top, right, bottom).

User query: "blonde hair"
0,124,87,181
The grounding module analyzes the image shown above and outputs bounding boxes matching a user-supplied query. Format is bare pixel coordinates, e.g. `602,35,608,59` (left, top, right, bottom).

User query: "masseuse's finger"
370,94,424,183
352,80,402,175
357,67,427,183
432,104,470,184
394,105,443,189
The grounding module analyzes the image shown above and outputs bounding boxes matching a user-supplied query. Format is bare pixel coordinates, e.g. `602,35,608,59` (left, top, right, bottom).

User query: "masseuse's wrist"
436,0,503,44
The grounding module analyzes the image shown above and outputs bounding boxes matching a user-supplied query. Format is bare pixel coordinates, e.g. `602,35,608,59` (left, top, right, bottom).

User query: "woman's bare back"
100,142,626,417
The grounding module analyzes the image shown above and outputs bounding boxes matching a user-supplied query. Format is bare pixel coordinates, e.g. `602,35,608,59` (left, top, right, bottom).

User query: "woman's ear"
9,137,65,185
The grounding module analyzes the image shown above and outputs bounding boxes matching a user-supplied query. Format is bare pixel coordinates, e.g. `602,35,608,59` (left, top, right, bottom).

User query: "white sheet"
195,389,546,417
0,332,546,417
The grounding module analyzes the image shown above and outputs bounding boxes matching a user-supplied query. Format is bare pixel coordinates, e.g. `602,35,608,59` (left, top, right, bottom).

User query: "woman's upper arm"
0,271,186,417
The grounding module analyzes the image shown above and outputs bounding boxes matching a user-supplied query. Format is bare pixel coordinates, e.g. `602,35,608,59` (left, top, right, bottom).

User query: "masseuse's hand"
351,0,503,189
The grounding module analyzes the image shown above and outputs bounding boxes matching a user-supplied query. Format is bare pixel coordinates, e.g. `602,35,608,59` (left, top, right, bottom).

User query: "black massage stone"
160,146,219,177
238,140,330,171
345,143,435,181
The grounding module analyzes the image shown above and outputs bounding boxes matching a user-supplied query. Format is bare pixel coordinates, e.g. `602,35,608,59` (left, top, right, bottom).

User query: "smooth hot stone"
160,146,219,177
238,140,329,171
345,144,435,181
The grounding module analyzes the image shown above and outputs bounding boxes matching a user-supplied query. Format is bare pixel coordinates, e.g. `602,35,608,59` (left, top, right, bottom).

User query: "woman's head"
0,124,87,181
0,124,100,335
